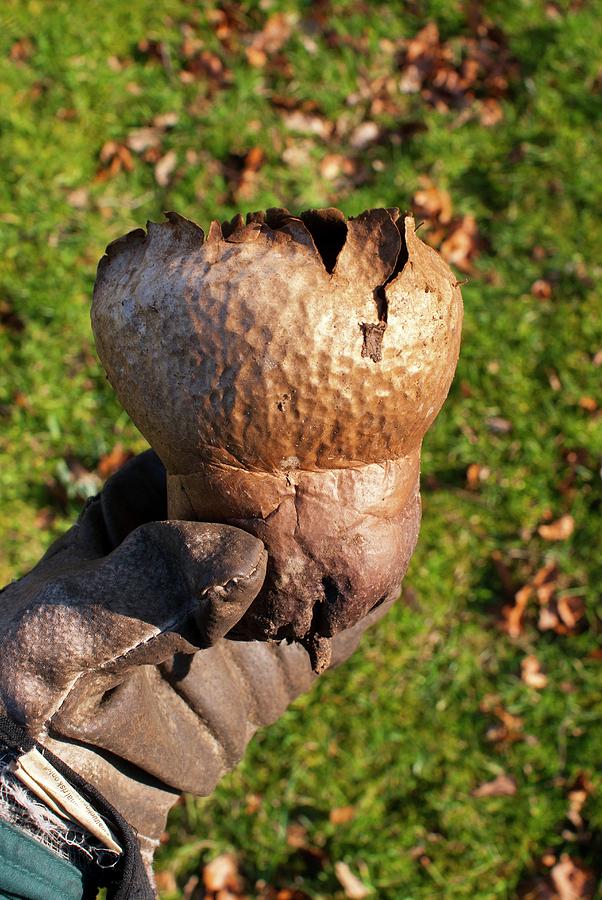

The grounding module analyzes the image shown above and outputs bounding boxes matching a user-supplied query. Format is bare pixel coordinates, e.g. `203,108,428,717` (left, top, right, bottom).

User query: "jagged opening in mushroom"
361,218,409,363
374,218,410,324
300,209,348,274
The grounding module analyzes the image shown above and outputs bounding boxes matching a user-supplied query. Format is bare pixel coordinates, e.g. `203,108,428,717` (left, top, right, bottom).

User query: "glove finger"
100,449,167,548
0,520,266,731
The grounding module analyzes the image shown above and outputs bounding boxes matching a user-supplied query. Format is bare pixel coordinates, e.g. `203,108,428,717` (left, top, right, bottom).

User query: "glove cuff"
0,716,154,900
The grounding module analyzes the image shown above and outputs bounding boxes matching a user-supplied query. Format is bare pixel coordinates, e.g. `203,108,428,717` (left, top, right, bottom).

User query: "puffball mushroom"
91,206,462,671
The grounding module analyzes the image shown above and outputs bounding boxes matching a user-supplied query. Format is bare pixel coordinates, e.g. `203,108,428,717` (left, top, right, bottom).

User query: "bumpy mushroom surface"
92,207,462,670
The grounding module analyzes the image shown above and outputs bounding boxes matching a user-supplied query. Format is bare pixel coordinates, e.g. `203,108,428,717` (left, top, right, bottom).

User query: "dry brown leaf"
181,875,199,898
96,142,135,181
67,187,89,209
567,789,588,828
486,415,512,434
472,773,517,797
557,595,585,631
155,149,177,187
504,584,532,638
34,507,56,529
578,396,597,412
539,606,560,631
282,109,333,139
10,38,34,63
334,862,371,899
127,126,163,153
246,12,293,67
245,793,262,814
480,98,504,126
154,870,177,893
533,562,559,589
349,121,379,149
413,178,453,226
550,854,595,899
440,214,479,271
97,443,133,479
466,462,480,487
286,822,308,849
521,655,548,689
203,853,244,894
532,279,553,299
538,515,575,541
483,700,524,744
329,805,356,825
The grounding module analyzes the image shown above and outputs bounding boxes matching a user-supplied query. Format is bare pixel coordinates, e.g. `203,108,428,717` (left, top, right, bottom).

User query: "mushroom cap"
91,207,462,476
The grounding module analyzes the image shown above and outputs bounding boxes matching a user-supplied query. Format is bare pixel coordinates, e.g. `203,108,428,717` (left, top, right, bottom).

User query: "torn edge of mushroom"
102,206,416,364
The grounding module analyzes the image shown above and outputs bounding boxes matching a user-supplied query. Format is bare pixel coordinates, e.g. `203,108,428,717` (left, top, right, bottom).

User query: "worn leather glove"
0,451,396,892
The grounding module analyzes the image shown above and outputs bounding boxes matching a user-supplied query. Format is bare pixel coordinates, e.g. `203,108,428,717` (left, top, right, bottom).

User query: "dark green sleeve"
0,818,84,900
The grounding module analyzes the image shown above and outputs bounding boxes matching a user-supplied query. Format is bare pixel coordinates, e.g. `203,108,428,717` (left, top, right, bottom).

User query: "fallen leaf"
466,462,489,489
440,215,479,271
182,48,229,87
486,416,512,434
181,874,199,898
96,142,135,181
482,698,524,744
286,823,308,849
245,793,262,814
566,773,592,830
521,655,548,689
503,584,532,637
329,806,356,825
539,606,560,631
127,126,163,153
9,38,34,63
550,854,595,899
97,444,133,479
34,507,56,529
349,121,379,149
246,12,293,67
282,109,333,139
480,97,504,126
532,279,553,299
472,773,517,797
153,111,178,128
66,187,89,209
413,178,453,227
155,149,177,187
578,396,597,412
567,790,587,829
538,515,575,541
154,870,177,893
334,862,371,899
557,595,585,631
398,20,518,117
203,853,244,894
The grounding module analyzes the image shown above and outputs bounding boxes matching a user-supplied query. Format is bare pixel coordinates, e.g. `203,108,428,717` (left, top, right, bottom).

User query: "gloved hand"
0,451,396,893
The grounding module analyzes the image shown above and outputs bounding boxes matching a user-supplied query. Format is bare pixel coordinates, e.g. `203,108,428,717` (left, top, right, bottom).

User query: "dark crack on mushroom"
300,208,348,274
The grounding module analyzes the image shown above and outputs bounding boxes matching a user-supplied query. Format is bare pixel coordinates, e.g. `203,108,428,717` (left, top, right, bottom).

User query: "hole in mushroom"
300,208,348,274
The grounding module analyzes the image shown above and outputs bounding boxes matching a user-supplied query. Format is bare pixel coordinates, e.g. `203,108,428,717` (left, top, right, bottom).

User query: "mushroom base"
167,453,422,671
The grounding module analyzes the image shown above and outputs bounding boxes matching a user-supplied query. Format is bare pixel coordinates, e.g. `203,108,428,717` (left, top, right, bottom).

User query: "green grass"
1,1,601,897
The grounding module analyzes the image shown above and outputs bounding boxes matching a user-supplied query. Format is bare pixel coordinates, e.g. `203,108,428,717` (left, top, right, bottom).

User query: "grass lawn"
1,1,601,897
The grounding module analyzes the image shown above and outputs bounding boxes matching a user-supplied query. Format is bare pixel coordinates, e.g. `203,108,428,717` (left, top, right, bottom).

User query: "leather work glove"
0,451,396,897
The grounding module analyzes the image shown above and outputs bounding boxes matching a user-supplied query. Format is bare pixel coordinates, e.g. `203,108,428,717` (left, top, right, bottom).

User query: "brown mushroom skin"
167,453,421,669
92,207,462,670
